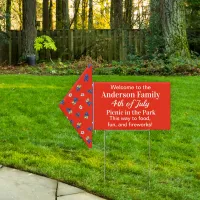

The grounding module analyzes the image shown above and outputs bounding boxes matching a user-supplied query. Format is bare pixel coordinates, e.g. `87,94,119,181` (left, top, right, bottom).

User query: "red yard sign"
60,66,171,148
94,82,170,130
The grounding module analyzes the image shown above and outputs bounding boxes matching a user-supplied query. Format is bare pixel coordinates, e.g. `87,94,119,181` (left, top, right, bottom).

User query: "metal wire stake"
104,130,106,183
148,130,151,189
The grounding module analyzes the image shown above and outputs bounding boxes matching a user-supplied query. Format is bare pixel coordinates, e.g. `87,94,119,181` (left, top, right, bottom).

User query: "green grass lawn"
0,75,200,200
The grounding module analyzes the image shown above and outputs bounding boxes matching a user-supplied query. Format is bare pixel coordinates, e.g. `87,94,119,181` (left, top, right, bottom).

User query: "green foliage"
186,0,200,7
34,35,57,52
186,4,200,29
94,67,114,75
0,10,9,44
0,31,9,45
1,55,200,76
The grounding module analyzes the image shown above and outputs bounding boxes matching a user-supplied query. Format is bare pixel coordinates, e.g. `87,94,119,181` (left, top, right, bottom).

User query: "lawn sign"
59,65,170,148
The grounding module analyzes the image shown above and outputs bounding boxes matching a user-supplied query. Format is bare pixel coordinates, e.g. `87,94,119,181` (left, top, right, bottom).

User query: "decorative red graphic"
59,66,171,148
94,82,170,130
59,65,93,148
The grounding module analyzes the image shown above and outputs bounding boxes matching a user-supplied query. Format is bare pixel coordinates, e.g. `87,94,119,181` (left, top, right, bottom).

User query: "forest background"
0,0,200,75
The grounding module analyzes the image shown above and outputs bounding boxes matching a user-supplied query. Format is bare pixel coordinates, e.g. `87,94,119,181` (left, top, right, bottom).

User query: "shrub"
34,35,57,63
34,35,57,52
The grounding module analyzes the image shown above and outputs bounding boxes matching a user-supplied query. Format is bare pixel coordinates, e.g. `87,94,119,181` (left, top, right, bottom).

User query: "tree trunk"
162,0,190,57
6,0,11,31
49,0,53,30
73,0,80,29
56,0,62,29
148,0,164,55
124,0,132,29
22,0,37,57
110,0,114,29
62,0,70,29
43,0,49,30
81,0,88,29
18,0,23,30
113,0,123,29
88,0,93,29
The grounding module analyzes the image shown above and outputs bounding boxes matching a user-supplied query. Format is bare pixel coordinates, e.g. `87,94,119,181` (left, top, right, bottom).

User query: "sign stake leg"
104,130,106,183
148,130,151,189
